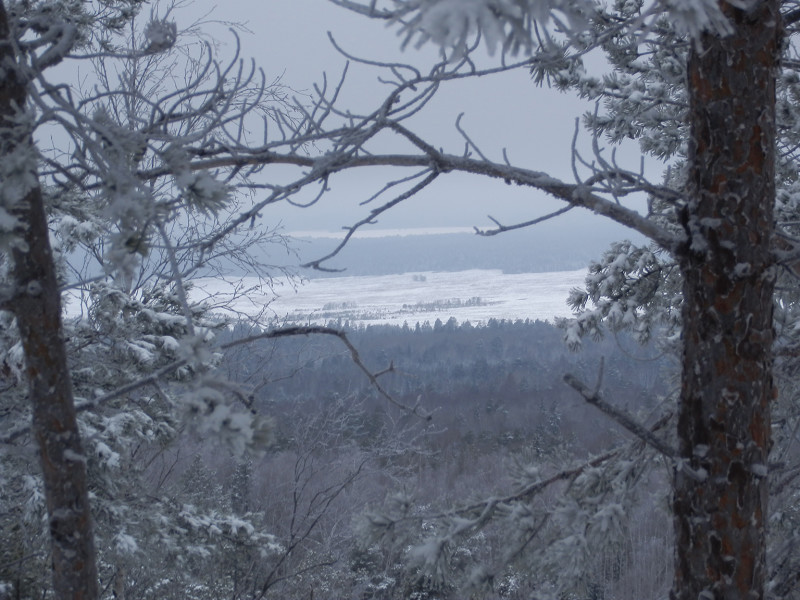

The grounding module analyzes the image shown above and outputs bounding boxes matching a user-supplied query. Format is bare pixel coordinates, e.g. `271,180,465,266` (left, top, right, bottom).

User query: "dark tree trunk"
0,2,99,599
674,3,780,599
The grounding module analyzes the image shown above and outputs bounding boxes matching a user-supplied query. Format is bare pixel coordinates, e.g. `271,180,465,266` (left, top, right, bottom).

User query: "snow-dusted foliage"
560,240,681,349
0,2,332,598
389,0,592,58
359,435,668,598
341,0,734,60
324,1,797,598
1,0,443,594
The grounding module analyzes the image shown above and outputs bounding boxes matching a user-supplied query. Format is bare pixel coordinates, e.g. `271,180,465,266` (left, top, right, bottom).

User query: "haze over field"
176,228,603,326
292,226,640,278
64,230,597,324
193,268,587,326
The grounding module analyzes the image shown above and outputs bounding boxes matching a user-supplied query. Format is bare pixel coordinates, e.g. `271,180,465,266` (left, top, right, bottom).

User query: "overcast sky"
186,1,648,244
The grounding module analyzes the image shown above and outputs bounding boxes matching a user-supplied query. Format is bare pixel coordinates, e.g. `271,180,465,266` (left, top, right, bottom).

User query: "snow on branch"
332,0,594,58
331,0,735,63
295,150,680,267
662,0,733,39
1,325,426,446
563,364,677,459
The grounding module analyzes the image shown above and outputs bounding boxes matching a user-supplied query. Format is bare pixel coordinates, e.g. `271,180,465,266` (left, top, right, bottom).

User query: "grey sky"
190,1,649,243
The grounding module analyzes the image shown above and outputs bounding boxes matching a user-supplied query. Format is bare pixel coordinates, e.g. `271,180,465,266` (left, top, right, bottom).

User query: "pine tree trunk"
0,3,99,599
674,3,780,599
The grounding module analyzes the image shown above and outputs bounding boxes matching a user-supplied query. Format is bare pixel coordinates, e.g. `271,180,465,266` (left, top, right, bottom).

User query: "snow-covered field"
192,269,587,327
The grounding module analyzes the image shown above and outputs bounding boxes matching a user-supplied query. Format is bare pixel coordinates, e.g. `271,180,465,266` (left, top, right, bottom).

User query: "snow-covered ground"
192,269,587,326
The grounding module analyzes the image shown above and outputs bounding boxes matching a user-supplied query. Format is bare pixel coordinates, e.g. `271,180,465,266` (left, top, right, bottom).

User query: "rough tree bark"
0,2,99,599
674,3,780,599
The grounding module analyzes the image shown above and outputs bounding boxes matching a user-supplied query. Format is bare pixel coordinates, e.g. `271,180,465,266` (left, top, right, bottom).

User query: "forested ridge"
218,318,671,600
3,317,669,600
225,318,666,449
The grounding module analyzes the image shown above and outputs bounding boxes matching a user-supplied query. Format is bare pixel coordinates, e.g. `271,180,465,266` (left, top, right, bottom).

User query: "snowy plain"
191,269,588,327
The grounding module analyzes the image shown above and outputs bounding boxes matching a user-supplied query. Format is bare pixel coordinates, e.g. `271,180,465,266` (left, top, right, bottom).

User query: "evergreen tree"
320,2,790,598
0,2,384,598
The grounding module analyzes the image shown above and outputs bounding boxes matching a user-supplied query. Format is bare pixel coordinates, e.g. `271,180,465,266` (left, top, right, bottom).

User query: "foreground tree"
675,5,778,598
312,2,785,598
0,2,404,598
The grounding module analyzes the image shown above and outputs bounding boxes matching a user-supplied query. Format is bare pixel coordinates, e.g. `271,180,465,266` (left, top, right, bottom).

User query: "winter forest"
1,1,799,599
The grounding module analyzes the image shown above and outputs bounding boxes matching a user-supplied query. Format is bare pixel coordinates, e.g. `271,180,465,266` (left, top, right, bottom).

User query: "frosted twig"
380,449,621,529
156,221,197,337
223,326,430,418
455,113,490,162
475,205,574,236
571,117,583,185
303,170,439,271
327,32,423,81
360,169,430,206
0,325,428,445
563,371,677,458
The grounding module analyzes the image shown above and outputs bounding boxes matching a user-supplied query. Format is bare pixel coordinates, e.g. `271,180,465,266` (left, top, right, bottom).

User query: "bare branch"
475,205,575,236
327,0,397,19
1,325,429,446
454,112,491,162
563,370,677,458
225,326,430,418
302,170,439,271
